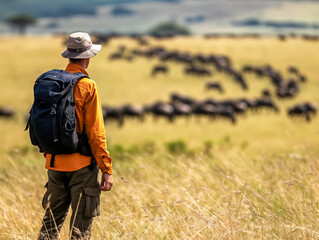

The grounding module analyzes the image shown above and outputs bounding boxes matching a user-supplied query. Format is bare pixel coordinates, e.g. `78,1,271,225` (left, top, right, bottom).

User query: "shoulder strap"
70,72,89,86
36,69,89,83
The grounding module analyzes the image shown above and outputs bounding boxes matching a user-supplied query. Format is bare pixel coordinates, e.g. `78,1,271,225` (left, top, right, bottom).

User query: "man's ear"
85,58,90,69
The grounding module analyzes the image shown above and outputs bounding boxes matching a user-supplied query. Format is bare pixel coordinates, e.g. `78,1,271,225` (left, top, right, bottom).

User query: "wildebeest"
170,92,197,105
205,81,223,93
215,106,236,124
191,101,217,118
192,101,237,124
184,65,212,77
276,79,299,98
109,52,123,60
152,65,169,76
0,107,15,118
102,105,124,127
288,66,299,75
288,102,317,121
136,37,149,46
144,101,175,122
261,89,271,98
218,99,248,115
171,102,193,118
298,74,307,83
240,98,279,113
122,104,145,122
92,34,110,45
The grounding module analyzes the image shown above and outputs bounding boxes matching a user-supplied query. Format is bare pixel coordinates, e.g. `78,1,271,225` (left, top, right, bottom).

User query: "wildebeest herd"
104,42,317,126
101,92,283,127
0,34,317,127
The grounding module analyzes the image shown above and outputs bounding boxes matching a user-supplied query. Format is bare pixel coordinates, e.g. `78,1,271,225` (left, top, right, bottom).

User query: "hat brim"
61,44,102,59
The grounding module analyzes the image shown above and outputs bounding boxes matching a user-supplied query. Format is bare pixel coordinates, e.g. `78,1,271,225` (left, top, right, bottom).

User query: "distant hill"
233,19,319,29
0,0,179,21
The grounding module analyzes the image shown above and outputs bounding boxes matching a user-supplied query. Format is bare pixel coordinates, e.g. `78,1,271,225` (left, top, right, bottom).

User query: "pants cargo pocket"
83,187,101,218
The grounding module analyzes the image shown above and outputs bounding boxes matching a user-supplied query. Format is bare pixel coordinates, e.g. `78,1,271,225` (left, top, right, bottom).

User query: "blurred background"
1,0,319,36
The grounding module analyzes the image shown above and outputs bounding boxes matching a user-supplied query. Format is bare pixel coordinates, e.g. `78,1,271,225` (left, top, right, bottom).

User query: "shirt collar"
65,63,89,76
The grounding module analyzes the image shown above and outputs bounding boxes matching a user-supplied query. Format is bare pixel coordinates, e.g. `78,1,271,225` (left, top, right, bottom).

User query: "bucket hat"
61,32,101,59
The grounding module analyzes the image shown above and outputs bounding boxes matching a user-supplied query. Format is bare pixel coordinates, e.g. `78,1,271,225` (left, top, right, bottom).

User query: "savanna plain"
0,35,319,239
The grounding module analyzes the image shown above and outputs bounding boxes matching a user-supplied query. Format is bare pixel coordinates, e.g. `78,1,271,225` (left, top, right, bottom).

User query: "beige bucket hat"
61,32,101,59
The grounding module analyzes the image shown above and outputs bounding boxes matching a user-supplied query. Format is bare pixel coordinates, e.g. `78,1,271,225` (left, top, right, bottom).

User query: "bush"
165,139,188,154
204,140,213,155
110,144,126,160
149,21,191,36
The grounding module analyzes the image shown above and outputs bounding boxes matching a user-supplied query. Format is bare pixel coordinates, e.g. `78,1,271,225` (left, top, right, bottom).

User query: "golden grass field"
0,35,319,239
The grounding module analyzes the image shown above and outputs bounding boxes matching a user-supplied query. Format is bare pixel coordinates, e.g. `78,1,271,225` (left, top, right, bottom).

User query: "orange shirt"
44,63,112,174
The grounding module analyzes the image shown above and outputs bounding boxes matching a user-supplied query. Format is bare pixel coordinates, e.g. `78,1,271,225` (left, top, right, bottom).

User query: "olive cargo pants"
38,164,101,240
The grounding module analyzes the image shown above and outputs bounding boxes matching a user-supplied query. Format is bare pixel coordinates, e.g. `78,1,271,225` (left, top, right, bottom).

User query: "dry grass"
1,147,319,239
0,35,319,239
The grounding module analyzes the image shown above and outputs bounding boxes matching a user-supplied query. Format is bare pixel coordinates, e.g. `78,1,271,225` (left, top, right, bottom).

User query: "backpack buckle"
50,105,57,115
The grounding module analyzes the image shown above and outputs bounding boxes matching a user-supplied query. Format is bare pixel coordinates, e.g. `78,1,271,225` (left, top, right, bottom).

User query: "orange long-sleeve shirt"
44,63,112,174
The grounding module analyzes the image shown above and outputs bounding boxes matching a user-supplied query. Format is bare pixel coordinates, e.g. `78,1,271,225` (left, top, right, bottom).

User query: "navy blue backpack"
26,69,92,158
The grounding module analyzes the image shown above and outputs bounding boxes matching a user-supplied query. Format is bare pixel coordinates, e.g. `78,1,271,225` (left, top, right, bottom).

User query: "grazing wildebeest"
170,92,197,105
191,101,217,118
144,101,175,122
255,98,279,113
199,99,237,123
233,72,248,90
215,106,236,124
261,89,271,98
0,107,15,118
276,79,299,99
136,37,149,46
109,52,122,60
102,105,124,127
118,45,126,53
122,104,145,122
152,65,169,76
240,98,279,113
288,66,299,75
92,34,110,45
184,65,212,77
205,81,223,93
218,99,248,115
288,102,317,122
298,74,307,83
158,51,178,62
176,53,194,64
171,102,193,118
195,54,210,64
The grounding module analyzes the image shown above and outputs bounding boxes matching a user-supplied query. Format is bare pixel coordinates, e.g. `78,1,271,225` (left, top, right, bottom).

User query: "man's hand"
100,173,113,191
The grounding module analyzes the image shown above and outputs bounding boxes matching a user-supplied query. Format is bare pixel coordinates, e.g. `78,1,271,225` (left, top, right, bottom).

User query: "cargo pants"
38,164,101,240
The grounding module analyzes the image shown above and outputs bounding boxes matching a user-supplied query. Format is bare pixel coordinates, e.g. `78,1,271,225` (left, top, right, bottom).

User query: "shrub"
110,144,126,160
149,21,191,36
165,139,188,154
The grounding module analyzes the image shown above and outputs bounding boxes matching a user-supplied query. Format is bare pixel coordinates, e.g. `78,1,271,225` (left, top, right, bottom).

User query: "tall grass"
1,145,319,239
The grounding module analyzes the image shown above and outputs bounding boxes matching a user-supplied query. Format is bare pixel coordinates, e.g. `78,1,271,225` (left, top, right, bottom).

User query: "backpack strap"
56,72,88,103
50,154,56,167
70,72,89,86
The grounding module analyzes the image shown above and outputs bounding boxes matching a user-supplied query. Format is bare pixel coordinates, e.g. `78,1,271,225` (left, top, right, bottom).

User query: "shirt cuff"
100,155,112,175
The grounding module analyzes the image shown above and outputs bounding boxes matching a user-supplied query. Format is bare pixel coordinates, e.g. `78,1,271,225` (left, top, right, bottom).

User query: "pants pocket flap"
83,187,101,218
83,187,101,196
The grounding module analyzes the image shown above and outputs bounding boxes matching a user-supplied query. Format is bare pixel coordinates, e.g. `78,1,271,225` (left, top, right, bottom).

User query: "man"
38,32,113,240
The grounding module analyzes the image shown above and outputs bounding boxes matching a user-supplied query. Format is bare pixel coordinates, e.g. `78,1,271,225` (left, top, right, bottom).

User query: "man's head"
61,32,101,61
